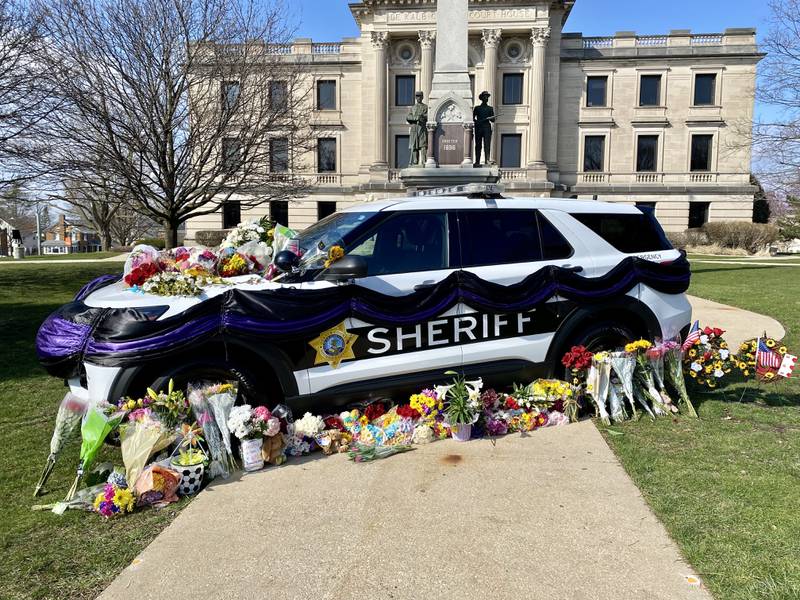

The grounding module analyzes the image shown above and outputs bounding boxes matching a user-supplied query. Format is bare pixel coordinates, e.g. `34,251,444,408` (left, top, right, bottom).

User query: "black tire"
147,359,276,407
556,319,636,380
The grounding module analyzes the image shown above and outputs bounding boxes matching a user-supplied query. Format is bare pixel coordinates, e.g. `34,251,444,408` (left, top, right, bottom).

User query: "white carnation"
293,412,325,438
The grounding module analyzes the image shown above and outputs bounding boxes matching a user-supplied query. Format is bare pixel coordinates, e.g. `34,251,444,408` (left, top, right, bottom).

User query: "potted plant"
441,371,482,442
171,422,207,496
227,405,278,472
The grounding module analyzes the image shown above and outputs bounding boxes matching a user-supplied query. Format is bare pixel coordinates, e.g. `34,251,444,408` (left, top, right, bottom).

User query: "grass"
0,264,189,600
603,261,800,600
0,251,126,262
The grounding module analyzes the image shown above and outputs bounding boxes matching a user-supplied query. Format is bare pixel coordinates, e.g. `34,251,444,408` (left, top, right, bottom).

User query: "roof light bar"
410,183,505,198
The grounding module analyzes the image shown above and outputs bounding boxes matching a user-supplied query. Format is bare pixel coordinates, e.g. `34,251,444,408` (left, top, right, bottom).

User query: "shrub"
135,237,166,250
702,221,779,254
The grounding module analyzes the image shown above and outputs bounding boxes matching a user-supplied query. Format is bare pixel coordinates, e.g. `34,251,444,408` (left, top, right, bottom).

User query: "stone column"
425,122,437,168
481,29,502,164
462,123,474,167
419,31,435,101
528,26,550,168
371,31,389,168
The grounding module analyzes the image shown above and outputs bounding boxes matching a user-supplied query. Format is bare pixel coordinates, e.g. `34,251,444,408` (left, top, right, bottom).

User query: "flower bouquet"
287,411,325,456
217,248,253,278
625,339,667,417
409,389,444,426
120,411,175,488
228,405,280,471
140,271,202,297
34,392,87,497
123,244,161,288
646,344,678,414
561,345,593,421
737,336,792,382
93,482,135,518
134,464,180,508
663,339,698,418
188,382,239,478
147,379,190,429
65,406,125,501
586,352,612,425
609,352,640,420
683,326,735,390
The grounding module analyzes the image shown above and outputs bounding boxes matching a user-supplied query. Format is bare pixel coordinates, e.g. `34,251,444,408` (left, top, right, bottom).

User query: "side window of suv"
349,211,450,276
458,209,572,266
571,209,672,254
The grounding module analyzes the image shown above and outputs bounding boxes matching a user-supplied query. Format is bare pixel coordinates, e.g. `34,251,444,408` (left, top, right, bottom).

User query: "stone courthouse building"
186,0,763,242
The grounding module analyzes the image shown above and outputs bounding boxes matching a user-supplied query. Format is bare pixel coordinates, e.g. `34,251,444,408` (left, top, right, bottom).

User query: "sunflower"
689,371,698,378
766,339,776,348
779,346,787,355
743,370,750,377
688,349,697,358
764,371,776,380
720,341,728,349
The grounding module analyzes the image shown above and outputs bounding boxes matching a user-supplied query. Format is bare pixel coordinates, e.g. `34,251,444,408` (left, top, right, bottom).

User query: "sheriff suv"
37,184,692,410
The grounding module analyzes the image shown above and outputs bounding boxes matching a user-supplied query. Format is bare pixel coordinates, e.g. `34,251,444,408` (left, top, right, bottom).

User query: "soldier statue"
473,91,496,167
406,91,428,167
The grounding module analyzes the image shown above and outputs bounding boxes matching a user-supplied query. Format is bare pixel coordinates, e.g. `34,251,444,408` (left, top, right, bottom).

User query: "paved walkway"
0,253,128,264
688,295,785,351
100,421,711,600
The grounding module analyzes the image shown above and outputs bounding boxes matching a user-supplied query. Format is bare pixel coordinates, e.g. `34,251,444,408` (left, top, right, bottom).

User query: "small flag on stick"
682,320,700,352
778,354,797,378
756,339,782,369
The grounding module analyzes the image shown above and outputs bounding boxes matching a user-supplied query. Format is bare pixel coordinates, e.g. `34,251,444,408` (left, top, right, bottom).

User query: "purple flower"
487,418,508,436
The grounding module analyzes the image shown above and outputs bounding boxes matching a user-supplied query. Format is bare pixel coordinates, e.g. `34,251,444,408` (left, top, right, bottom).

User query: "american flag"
756,339,782,369
682,320,701,352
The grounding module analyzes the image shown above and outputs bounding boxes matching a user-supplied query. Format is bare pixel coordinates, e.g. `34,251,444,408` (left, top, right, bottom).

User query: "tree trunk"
101,232,112,251
164,220,179,249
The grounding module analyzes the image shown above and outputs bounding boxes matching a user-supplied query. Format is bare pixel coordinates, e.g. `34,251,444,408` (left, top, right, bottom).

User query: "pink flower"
253,406,272,422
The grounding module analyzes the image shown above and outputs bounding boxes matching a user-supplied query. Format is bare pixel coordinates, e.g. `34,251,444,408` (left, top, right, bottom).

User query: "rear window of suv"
570,208,672,254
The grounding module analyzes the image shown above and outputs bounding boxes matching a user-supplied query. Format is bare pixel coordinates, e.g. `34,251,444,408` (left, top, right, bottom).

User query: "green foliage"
776,196,800,241
702,221,780,253
136,236,166,249
442,370,477,425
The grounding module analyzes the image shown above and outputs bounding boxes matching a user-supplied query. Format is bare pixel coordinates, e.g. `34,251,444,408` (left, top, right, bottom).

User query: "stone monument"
400,0,499,188
406,91,428,167
473,91,496,167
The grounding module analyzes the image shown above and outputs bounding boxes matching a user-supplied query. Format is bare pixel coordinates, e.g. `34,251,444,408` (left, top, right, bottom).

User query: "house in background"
42,215,102,254
0,217,38,256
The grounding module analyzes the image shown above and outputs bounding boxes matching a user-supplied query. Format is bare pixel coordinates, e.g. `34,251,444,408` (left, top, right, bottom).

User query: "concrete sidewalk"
688,295,785,351
100,421,710,600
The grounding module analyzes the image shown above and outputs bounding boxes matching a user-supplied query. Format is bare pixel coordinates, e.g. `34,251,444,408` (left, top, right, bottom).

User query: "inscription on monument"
436,123,464,166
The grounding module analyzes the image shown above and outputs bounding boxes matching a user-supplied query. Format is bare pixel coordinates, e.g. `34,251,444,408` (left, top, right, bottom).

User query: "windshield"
289,211,376,276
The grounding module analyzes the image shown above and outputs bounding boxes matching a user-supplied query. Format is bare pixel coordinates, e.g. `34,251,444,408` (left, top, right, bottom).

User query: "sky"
289,0,774,118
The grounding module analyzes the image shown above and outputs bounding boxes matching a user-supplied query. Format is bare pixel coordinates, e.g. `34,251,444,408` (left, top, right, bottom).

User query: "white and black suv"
37,185,692,410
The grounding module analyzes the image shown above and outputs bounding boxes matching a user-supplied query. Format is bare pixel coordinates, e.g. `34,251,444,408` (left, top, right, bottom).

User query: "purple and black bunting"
35,255,691,379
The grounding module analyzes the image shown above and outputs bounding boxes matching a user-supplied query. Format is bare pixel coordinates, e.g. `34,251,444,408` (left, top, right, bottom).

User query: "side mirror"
321,255,368,282
274,250,300,273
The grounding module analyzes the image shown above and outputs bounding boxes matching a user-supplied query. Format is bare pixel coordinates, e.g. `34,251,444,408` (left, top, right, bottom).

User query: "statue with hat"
473,91,496,167
406,91,428,167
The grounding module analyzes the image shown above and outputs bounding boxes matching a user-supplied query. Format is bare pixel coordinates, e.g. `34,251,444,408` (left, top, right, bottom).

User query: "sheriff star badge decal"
309,321,358,369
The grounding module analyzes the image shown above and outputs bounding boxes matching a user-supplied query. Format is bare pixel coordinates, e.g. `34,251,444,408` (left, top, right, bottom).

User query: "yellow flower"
324,245,345,269
720,341,728,349
688,349,697,358
743,370,750,377
624,339,652,353
114,488,135,513
779,346,787,355
764,371,776,380
766,339,776,348
689,371,697,378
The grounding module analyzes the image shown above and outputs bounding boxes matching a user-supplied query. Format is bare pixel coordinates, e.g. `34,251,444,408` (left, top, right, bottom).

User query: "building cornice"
350,1,574,25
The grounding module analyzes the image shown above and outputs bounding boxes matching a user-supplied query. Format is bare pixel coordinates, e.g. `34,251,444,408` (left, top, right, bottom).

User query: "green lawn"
0,264,190,600
603,262,800,600
0,251,126,262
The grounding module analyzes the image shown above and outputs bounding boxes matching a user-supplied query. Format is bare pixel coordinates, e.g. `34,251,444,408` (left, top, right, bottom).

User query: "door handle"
561,265,584,273
414,280,437,291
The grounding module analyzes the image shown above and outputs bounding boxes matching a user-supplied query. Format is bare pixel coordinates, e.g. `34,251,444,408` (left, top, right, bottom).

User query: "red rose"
505,396,519,410
323,415,344,431
703,326,713,335
124,262,160,287
396,404,421,420
713,328,724,337
703,351,712,361
364,402,386,422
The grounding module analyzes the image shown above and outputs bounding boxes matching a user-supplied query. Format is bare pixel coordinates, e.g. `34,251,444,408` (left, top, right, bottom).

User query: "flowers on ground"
93,483,135,518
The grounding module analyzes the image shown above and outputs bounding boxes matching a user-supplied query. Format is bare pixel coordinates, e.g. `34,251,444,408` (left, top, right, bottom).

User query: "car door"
303,210,464,395
455,206,594,370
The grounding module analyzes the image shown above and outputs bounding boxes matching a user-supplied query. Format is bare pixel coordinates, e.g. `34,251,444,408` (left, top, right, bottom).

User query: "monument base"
399,166,500,189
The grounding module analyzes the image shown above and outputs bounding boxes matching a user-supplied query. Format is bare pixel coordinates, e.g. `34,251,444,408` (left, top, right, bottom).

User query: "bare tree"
110,206,159,247
750,0,800,196
61,178,121,251
0,0,54,189
33,0,313,248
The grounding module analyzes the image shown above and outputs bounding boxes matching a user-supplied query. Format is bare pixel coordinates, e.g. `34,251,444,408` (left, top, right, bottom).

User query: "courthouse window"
502,73,523,105
583,135,605,172
395,75,416,106
688,202,710,229
317,201,336,221
222,201,241,229
636,135,659,172
500,134,522,168
221,80,240,111
317,138,337,172
269,138,289,173
586,76,608,107
395,135,410,169
639,75,661,106
269,80,288,107
270,200,288,227
690,134,713,171
317,80,337,110
222,137,240,172
694,74,716,106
